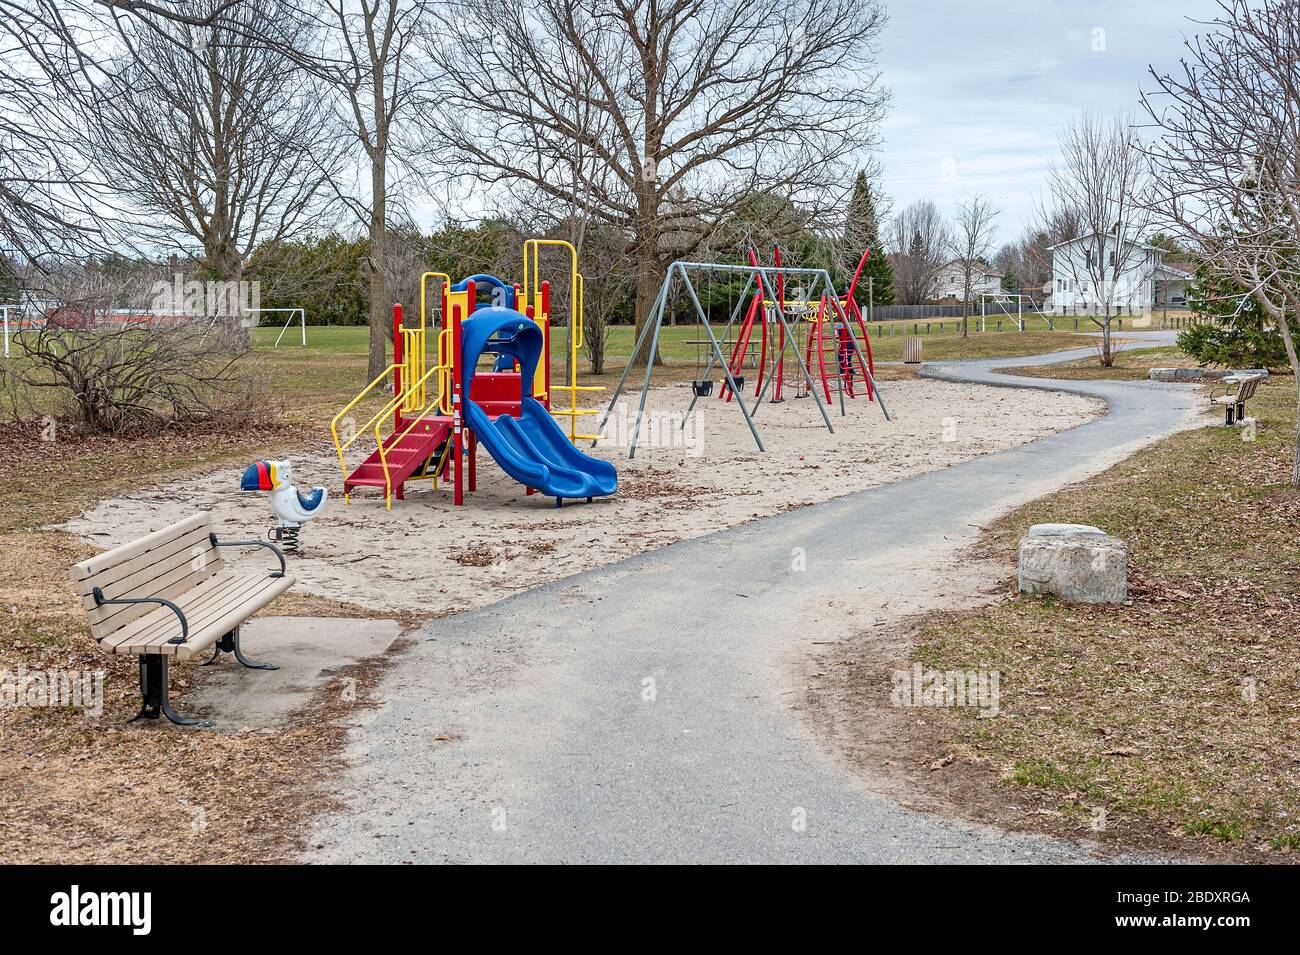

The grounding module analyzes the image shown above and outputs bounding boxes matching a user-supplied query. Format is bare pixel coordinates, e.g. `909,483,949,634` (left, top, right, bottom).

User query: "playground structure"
330,240,615,510
598,251,890,458
716,248,878,406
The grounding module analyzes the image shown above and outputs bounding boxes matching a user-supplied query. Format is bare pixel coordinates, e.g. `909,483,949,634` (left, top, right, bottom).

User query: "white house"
933,260,1003,300
1047,233,1190,316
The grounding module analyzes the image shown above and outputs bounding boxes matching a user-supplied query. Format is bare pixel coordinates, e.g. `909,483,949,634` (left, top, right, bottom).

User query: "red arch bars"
841,249,876,401
773,245,787,402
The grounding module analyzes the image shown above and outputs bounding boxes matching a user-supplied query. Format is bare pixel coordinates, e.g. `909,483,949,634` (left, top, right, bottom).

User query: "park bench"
69,512,295,727
1211,374,1264,425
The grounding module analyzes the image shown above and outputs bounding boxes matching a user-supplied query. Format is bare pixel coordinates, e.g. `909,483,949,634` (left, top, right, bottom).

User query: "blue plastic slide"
458,306,617,502
464,396,616,500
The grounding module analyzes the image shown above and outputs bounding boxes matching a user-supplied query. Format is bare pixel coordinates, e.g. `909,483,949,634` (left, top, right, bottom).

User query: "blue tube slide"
458,307,616,501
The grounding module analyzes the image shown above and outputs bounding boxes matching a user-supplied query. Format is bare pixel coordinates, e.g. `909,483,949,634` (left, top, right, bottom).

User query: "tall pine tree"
842,170,895,307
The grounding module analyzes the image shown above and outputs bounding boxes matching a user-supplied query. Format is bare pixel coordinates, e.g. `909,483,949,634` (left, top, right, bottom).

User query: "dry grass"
910,374,1300,857
0,409,423,863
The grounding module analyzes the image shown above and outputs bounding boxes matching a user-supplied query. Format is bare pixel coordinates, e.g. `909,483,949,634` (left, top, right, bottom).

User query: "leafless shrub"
0,265,272,435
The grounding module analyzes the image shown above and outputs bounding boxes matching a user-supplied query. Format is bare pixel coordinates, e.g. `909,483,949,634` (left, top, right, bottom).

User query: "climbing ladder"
331,282,455,510
342,421,450,502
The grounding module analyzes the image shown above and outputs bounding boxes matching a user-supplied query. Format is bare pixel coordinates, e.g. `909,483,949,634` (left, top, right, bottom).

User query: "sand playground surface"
60,380,1102,616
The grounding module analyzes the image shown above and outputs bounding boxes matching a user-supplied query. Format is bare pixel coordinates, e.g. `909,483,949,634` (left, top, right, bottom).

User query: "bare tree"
949,195,999,336
0,3,123,267
1142,0,1300,485
887,199,949,305
0,261,266,433
83,0,335,285
1038,112,1154,366
419,0,889,363
309,0,434,380
1014,207,1082,296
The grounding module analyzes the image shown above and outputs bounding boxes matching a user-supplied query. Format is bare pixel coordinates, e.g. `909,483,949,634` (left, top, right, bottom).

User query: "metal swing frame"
595,260,890,458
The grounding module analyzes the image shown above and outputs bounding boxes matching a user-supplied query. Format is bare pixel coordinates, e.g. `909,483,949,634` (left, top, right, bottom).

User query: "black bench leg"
199,627,278,670
1237,402,1246,422
131,654,212,728
215,626,278,670
1225,405,1235,426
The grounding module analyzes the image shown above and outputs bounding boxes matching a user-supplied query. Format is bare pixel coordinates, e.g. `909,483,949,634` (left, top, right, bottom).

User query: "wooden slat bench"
69,512,295,727
1211,374,1264,425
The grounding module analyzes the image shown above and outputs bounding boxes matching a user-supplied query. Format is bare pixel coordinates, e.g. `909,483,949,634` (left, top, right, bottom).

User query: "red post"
468,430,477,492
814,297,831,403
541,280,551,408
466,279,477,316
452,303,464,506
392,303,404,431
722,294,759,402
845,248,871,304
774,245,786,402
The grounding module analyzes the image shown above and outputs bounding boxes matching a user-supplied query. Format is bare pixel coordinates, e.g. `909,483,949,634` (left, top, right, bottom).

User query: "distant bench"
69,513,294,727
1211,374,1264,426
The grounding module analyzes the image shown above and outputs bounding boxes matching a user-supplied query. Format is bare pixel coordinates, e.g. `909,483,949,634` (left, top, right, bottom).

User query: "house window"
1085,249,1092,268
1109,250,1116,267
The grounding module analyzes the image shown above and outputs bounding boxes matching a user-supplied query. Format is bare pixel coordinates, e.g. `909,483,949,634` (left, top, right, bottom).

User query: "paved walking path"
307,335,1206,863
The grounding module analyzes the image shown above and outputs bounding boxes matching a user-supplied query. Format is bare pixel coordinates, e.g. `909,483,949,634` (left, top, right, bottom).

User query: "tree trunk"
367,155,388,383
631,239,663,368
1274,302,1300,488
1100,315,1114,367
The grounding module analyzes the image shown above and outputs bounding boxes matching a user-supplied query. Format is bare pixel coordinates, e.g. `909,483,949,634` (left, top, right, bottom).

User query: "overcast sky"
874,0,1224,247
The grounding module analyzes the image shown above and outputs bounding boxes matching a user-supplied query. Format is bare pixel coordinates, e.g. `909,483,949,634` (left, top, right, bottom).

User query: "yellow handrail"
523,240,605,442
368,364,448,509
331,364,401,496
419,272,452,333
436,326,453,414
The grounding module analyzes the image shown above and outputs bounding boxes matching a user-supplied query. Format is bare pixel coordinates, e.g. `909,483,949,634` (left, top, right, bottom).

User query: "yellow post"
521,239,603,442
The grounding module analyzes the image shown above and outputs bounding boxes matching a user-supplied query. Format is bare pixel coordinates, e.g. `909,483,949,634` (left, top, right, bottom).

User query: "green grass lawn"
258,322,1103,405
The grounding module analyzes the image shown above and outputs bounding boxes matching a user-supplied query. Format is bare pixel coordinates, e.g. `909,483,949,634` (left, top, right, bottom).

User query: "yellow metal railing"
549,273,603,441
369,363,446,510
332,269,455,505
331,364,401,502
523,242,604,443
436,326,453,414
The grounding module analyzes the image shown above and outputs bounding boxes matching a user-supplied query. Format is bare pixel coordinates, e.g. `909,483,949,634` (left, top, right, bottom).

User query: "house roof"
1046,232,1164,253
939,259,1002,277
1154,263,1194,280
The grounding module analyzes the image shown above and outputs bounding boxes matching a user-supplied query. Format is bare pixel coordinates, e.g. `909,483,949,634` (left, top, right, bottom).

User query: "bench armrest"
209,534,287,578
92,588,189,644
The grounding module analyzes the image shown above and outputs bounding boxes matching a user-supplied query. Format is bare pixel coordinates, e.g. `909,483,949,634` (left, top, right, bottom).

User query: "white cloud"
874,0,1220,244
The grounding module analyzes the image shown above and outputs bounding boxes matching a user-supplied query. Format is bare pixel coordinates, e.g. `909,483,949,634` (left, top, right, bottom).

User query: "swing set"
597,249,890,459
714,247,878,407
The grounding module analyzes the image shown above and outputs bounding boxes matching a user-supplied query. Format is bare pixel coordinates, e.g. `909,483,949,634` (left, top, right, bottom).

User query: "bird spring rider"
240,460,328,554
